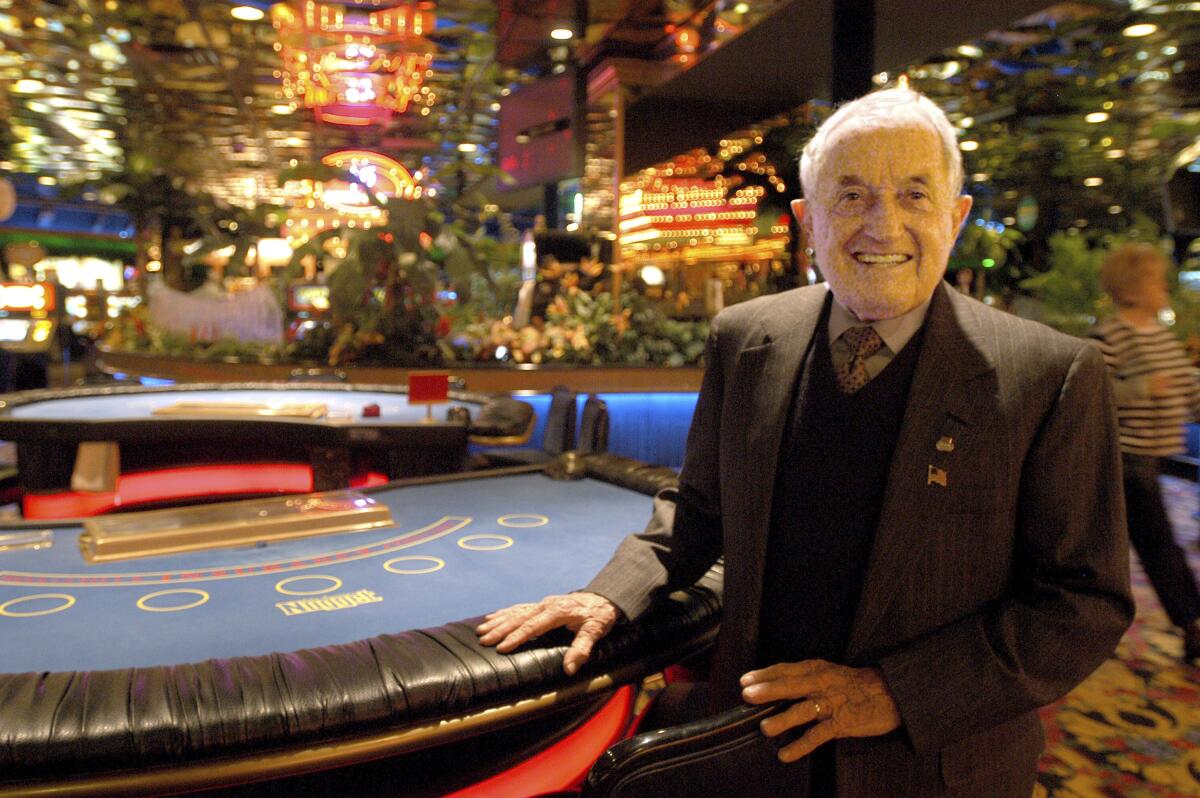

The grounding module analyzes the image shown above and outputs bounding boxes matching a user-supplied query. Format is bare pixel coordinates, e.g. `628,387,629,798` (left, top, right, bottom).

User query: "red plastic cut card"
408,372,450,404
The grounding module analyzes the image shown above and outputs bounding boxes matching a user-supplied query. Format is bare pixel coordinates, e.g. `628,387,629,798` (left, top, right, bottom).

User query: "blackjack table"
0,455,721,797
0,382,534,519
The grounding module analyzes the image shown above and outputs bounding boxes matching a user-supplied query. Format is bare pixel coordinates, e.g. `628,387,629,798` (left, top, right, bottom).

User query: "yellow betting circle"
136,589,209,613
458,534,514,551
383,556,445,575
275,575,342,596
0,593,76,618
497,514,548,528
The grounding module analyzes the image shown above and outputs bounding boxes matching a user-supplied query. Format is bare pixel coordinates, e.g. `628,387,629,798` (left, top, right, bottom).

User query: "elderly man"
477,88,1132,796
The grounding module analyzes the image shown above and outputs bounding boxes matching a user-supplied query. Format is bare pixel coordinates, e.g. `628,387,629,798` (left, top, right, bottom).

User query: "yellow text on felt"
276,588,383,617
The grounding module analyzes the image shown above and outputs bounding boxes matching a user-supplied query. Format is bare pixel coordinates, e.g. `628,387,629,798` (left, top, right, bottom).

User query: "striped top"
1090,317,1200,456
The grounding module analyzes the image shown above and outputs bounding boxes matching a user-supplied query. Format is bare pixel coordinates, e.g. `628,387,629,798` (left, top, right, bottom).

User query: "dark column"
543,183,559,228
573,0,589,179
831,0,876,103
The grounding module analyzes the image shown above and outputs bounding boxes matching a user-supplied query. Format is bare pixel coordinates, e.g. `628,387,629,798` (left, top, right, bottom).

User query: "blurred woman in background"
1091,242,1200,664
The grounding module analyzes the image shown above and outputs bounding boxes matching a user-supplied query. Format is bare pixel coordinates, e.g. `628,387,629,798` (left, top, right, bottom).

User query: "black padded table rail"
583,453,681,497
0,382,536,499
0,455,723,788
0,381,534,442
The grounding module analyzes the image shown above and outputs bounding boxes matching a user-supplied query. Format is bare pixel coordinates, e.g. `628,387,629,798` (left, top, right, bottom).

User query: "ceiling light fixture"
272,1,435,126
1121,23,1157,38
1083,177,1104,187
457,142,477,153
639,265,666,286
1085,112,1109,123
959,140,979,151
550,28,573,40
231,6,265,22
13,79,44,93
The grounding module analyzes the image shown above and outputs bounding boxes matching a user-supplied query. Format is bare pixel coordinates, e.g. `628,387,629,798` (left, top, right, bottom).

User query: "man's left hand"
740,660,901,763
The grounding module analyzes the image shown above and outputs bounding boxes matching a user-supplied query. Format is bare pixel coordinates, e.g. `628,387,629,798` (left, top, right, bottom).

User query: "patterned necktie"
836,326,885,394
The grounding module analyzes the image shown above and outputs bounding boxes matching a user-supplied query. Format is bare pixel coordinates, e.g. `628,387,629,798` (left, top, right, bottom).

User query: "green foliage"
104,304,287,362
109,276,710,368
444,235,522,320
1020,212,1166,336
181,200,288,279
949,221,1026,290
1020,231,1107,335
102,148,705,369
1167,288,1200,352
448,288,708,367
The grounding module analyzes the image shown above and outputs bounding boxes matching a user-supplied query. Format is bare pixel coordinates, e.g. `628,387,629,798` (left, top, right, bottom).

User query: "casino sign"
284,150,422,239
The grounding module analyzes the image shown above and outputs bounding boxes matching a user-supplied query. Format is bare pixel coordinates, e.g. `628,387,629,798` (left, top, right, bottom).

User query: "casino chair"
580,701,794,798
477,385,578,466
578,394,611,455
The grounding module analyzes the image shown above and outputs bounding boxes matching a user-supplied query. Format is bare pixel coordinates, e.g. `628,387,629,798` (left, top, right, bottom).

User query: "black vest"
758,312,925,667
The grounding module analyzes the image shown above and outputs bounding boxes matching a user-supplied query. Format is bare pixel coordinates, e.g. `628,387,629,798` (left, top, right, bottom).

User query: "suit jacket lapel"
847,285,997,658
735,287,829,535
713,287,826,699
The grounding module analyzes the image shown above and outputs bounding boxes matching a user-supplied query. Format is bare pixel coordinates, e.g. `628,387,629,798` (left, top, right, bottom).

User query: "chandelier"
272,1,437,126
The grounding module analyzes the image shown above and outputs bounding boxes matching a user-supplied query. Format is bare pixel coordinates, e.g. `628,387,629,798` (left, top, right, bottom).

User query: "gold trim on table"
150,401,329,419
79,491,393,563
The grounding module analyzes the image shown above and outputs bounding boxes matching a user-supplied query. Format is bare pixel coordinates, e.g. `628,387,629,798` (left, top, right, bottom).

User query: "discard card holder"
70,441,120,493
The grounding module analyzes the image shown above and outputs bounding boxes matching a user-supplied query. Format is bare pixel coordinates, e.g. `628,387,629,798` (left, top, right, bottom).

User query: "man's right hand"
475,592,620,675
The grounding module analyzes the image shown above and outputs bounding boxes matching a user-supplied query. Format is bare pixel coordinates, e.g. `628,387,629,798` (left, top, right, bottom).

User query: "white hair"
799,88,963,198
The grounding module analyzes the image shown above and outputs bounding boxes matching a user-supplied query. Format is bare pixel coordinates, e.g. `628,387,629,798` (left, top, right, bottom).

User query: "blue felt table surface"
0,473,652,673
6,389,478,424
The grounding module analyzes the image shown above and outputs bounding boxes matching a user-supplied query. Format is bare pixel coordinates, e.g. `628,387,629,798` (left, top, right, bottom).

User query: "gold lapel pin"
927,465,948,487
936,436,955,452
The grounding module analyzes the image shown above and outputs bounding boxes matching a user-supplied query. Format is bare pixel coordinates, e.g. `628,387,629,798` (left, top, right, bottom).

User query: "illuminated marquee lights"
271,0,436,126
284,151,421,240
617,179,776,253
0,282,54,312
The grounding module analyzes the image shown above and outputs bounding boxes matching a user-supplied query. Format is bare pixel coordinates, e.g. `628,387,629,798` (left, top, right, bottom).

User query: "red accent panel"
23,464,314,519
442,685,635,797
349,471,390,488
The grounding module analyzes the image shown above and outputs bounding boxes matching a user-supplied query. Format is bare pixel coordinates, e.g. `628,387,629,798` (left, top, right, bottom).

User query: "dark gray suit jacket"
587,282,1133,797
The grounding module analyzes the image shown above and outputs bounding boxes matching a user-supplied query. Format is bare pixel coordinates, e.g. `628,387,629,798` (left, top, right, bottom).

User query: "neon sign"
316,150,419,216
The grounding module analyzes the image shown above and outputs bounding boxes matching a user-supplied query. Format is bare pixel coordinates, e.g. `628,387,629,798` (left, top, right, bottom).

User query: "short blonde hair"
1100,242,1169,306
799,87,963,198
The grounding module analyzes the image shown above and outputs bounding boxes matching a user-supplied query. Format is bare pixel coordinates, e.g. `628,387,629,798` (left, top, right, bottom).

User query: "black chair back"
542,386,578,455
579,394,610,454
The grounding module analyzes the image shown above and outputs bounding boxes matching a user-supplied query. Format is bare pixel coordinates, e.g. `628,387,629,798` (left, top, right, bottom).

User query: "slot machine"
286,283,331,340
62,289,105,339
0,282,57,392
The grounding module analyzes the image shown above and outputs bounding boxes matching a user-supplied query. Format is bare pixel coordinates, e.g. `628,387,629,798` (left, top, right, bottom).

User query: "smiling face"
793,124,972,321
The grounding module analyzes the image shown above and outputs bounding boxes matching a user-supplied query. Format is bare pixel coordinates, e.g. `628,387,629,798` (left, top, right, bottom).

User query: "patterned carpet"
1035,475,1200,798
